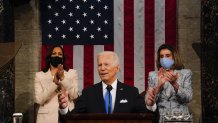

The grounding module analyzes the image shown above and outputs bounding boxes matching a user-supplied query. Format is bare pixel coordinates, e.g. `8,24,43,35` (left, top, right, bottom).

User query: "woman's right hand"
53,69,59,85
145,87,156,106
53,64,64,85
57,64,64,81
156,67,167,92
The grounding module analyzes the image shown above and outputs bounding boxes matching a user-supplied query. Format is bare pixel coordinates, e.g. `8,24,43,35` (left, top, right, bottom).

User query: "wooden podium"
63,113,154,123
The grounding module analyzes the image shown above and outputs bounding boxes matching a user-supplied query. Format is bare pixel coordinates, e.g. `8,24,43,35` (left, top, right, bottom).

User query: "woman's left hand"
165,70,180,92
165,70,178,85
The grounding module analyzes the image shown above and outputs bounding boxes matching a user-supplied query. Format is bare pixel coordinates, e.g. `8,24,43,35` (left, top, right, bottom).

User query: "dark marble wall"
201,0,218,122
0,0,15,123
0,0,14,42
0,59,15,123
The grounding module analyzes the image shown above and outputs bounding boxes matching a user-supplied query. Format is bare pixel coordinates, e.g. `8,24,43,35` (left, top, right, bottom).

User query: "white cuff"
146,103,157,112
59,107,69,115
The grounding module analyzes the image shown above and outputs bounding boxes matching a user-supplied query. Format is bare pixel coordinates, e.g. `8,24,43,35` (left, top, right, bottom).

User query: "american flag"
40,0,114,45
40,0,176,93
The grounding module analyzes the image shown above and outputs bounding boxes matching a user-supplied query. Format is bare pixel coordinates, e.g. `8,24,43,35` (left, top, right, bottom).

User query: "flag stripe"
41,45,47,70
165,0,177,46
145,0,155,89
114,0,124,82
155,0,166,64
104,44,114,51
63,45,73,69
124,0,134,86
83,45,94,89
94,46,104,84
134,0,145,92
154,0,166,72
73,45,84,94
41,44,54,70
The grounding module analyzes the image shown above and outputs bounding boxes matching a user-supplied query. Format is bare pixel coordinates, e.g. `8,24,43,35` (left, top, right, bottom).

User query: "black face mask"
50,56,63,67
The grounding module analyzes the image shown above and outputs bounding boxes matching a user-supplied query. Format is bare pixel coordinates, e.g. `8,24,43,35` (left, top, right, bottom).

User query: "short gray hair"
97,51,120,65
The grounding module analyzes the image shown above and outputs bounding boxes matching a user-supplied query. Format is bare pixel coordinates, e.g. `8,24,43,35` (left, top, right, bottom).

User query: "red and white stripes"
41,0,176,94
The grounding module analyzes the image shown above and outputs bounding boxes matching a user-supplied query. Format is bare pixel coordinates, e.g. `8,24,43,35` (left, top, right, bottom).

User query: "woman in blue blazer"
145,44,193,122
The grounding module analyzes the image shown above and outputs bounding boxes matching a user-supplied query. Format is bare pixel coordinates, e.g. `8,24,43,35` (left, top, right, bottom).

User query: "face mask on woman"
50,56,63,67
160,57,174,70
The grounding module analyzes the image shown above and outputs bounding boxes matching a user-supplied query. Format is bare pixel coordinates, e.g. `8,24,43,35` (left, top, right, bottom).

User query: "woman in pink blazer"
34,45,78,123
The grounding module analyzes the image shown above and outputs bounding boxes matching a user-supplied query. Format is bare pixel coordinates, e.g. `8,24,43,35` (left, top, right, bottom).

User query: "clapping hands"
57,64,64,81
164,70,179,86
53,64,65,85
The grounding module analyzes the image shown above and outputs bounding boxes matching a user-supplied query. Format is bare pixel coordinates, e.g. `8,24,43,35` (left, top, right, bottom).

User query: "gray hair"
97,51,120,66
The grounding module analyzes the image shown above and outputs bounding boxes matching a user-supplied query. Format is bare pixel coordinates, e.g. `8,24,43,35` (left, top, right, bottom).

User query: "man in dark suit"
58,51,148,114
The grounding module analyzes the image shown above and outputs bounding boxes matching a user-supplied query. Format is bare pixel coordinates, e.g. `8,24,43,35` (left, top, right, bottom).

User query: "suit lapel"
95,82,106,113
113,81,123,113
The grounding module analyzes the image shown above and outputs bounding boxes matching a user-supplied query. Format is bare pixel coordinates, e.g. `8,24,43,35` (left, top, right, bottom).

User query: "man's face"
97,54,119,84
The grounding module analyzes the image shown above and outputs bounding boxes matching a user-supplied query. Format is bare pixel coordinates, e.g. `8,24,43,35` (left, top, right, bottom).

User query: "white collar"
102,79,118,90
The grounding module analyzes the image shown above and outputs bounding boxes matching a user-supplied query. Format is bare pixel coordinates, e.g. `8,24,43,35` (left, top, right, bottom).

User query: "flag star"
48,34,52,38
69,0,73,2
54,27,59,31
69,27,73,31
90,34,94,39
76,34,80,39
62,5,66,9
90,20,94,24
104,20,108,24
104,5,108,10
97,0,101,2
69,12,73,17
82,12,87,17
82,0,87,2
48,5,52,9
97,12,101,17
54,12,59,17
48,19,52,24
104,34,108,39
90,5,94,10
97,27,101,32
61,34,66,39
82,27,87,32
76,5,80,9
75,20,80,24
61,20,66,24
